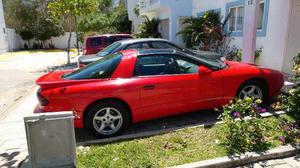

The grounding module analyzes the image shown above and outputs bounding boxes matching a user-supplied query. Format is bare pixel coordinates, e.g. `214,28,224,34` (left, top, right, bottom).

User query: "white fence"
6,28,79,51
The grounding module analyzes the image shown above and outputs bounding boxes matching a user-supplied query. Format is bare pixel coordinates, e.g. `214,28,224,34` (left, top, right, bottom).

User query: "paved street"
0,51,76,168
0,51,70,119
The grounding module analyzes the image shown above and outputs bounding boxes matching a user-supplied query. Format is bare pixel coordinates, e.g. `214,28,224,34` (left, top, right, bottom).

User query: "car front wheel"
236,80,267,102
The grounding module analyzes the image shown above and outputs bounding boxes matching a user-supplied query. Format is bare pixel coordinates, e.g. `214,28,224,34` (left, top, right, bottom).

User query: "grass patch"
77,115,292,168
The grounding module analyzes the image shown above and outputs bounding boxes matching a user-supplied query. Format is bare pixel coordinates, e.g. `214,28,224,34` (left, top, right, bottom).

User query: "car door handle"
143,85,155,90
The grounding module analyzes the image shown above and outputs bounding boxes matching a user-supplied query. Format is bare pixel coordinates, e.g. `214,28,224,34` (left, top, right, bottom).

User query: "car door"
134,54,224,121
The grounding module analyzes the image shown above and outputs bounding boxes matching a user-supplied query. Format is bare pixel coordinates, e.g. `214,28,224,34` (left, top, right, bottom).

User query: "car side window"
173,56,199,74
134,55,199,76
134,55,178,76
90,37,102,46
103,37,117,46
150,42,179,50
125,43,151,49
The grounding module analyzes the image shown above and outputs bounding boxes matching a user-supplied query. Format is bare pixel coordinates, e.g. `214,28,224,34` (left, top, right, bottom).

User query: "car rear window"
89,37,102,47
103,36,132,46
63,53,122,80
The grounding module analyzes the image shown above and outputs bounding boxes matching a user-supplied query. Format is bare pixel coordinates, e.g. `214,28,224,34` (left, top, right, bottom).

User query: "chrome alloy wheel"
93,107,123,135
238,85,263,100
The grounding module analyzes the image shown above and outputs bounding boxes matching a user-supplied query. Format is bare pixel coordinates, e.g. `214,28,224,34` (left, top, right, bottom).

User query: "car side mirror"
198,66,212,75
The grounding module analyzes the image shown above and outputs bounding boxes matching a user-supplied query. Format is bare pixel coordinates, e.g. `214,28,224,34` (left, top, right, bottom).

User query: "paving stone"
284,156,300,167
272,163,293,168
274,159,288,165
259,160,279,167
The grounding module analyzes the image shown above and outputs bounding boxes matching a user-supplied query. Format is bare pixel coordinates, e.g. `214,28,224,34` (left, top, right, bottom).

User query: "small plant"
291,53,300,82
271,93,288,111
135,16,161,38
278,118,300,144
219,98,269,154
286,53,300,122
49,43,55,49
226,47,262,62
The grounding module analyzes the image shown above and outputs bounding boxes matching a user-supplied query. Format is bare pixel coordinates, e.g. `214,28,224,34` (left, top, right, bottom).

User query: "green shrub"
278,118,300,144
286,53,300,122
292,53,300,82
219,98,270,154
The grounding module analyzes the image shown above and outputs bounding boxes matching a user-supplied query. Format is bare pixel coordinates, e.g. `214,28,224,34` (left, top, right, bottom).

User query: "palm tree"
136,16,161,38
177,11,230,52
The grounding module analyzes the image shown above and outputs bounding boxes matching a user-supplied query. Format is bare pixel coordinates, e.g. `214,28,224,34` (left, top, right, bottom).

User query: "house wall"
6,28,21,51
283,0,300,73
139,0,192,46
192,0,293,73
0,0,8,53
19,32,79,50
127,0,144,33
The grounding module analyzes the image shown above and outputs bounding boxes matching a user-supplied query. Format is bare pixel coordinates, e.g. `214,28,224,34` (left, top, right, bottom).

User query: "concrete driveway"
0,50,78,168
0,51,73,119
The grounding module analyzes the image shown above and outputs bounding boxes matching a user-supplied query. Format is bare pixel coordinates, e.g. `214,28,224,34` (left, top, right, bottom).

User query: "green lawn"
77,115,290,168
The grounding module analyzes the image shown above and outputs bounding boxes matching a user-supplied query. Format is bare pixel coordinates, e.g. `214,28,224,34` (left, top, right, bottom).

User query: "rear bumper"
34,104,84,128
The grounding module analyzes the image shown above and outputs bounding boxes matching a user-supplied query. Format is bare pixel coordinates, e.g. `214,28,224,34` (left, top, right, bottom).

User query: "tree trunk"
74,16,80,55
67,31,72,65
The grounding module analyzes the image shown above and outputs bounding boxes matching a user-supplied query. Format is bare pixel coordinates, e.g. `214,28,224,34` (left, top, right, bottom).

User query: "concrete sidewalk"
0,89,37,168
240,155,300,168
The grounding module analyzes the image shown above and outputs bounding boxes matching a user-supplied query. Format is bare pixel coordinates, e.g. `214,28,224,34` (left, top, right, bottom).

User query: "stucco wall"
20,32,79,50
0,0,8,53
192,0,293,73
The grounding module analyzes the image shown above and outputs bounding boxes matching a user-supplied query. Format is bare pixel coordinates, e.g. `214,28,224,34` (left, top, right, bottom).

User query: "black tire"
236,80,268,103
84,100,131,138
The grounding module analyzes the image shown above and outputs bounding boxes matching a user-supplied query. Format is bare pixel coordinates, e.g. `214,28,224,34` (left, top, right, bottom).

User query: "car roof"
121,49,223,70
117,38,171,45
86,34,132,38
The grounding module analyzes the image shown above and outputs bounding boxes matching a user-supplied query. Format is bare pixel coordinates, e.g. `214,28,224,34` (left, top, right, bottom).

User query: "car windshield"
96,42,121,57
183,52,226,70
63,53,122,80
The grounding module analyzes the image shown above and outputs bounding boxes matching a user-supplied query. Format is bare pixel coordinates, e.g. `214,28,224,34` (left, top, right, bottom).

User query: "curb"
77,111,285,146
169,144,300,168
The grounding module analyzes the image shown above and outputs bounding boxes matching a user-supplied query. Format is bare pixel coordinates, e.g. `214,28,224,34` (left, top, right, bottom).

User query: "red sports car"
35,49,284,137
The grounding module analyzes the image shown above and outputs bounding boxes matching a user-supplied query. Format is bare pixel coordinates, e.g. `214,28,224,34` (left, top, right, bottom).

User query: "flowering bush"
286,53,300,122
219,98,269,154
292,53,300,82
278,118,300,144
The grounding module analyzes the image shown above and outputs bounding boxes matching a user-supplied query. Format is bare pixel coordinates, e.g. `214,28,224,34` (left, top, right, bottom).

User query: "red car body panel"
35,50,284,128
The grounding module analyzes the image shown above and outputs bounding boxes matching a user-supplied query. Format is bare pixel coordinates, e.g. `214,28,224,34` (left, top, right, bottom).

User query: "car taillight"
37,89,49,106
79,64,85,68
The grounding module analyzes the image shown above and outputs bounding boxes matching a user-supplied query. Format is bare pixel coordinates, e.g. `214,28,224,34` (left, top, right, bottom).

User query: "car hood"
226,61,258,68
189,50,224,60
78,54,103,64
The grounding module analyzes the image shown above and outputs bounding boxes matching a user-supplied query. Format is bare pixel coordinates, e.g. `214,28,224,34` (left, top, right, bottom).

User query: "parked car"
35,49,284,137
82,34,133,55
78,38,222,67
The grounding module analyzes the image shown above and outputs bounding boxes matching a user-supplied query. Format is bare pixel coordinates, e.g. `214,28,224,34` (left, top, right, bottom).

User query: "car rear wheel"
236,80,267,102
85,101,130,137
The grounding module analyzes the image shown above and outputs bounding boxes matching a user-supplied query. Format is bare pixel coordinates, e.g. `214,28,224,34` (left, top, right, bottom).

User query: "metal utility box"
24,112,76,168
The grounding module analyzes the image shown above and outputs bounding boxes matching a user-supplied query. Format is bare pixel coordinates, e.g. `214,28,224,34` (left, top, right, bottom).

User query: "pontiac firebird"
35,49,284,137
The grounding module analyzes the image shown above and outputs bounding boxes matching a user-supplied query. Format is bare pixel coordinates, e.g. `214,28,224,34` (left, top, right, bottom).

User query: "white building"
0,0,8,53
138,0,193,46
132,0,300,74
193,0,300,74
